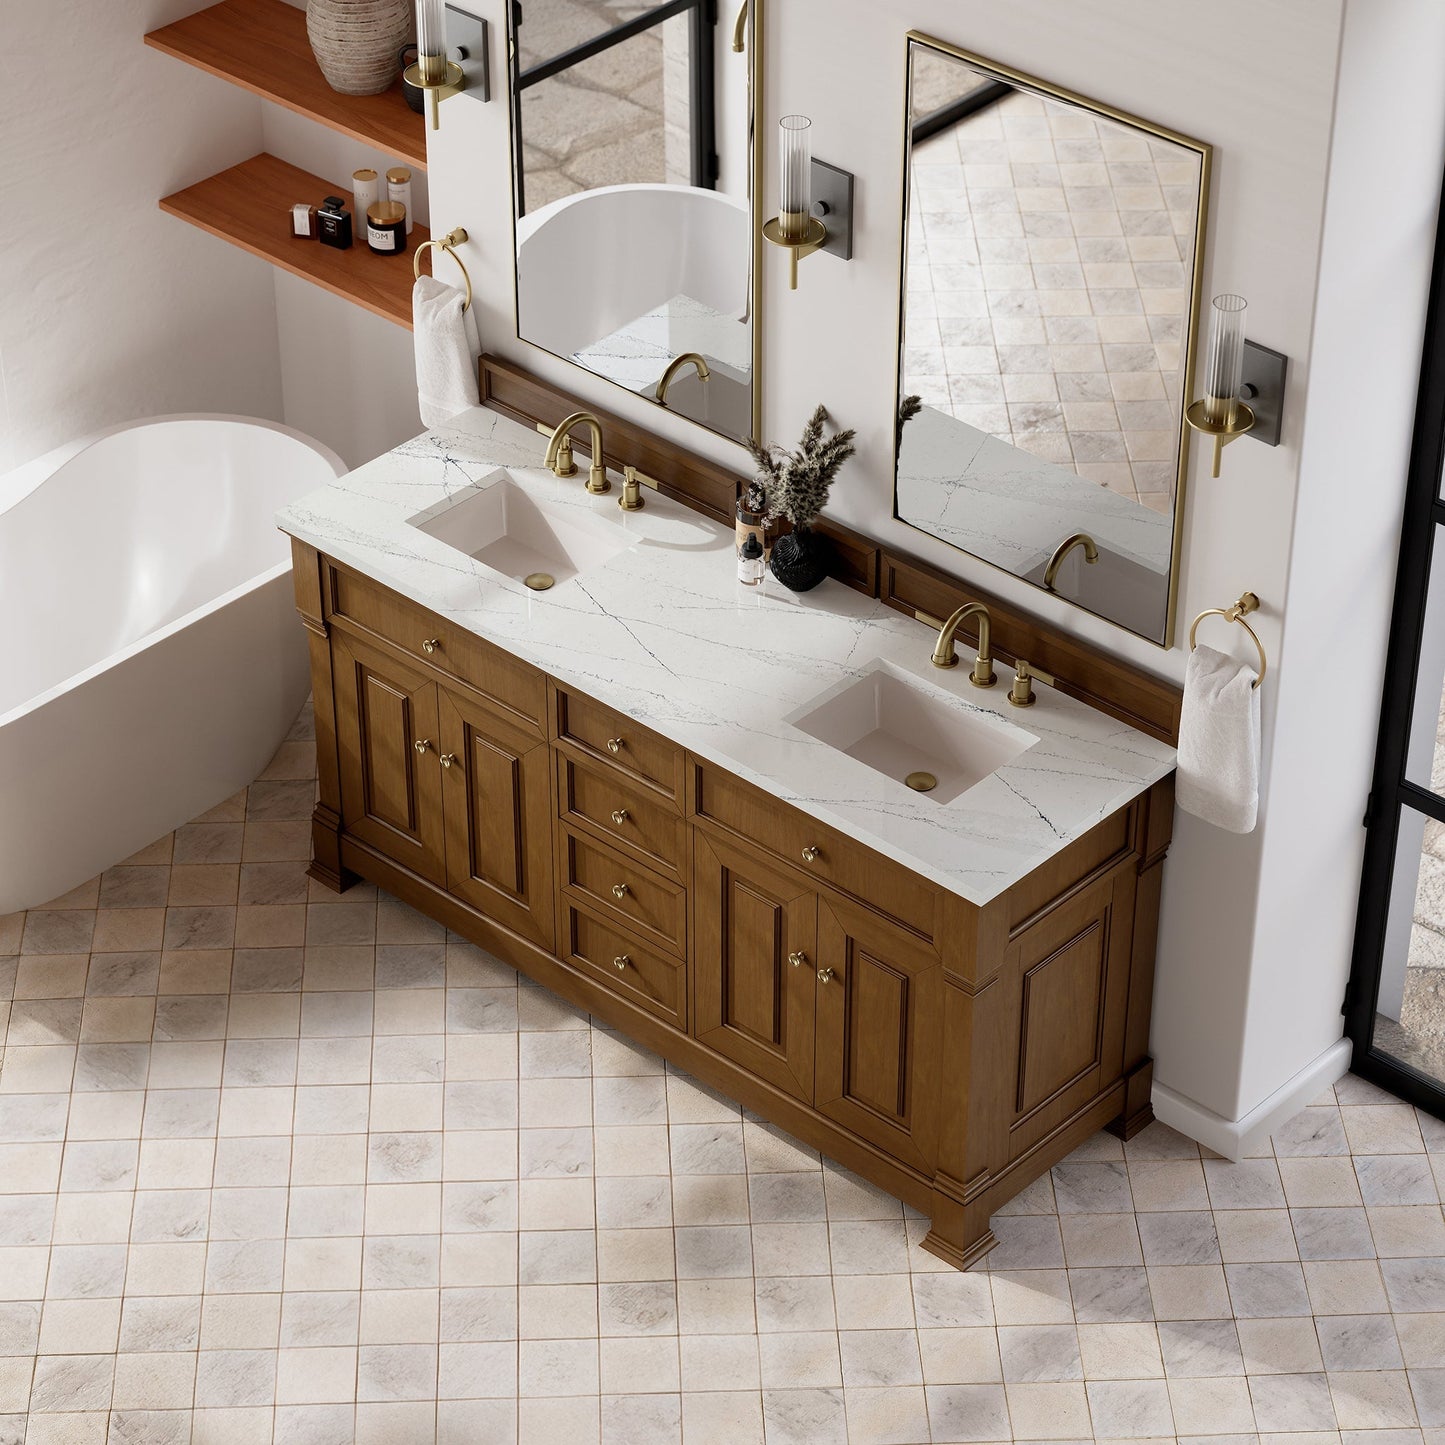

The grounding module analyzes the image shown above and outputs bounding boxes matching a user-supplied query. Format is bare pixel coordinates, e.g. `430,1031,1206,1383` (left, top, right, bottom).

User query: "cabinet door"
693,829,817,1100
1004,867,1137,1158
438,686,555,950
814,894,942,1171
332,629,445,885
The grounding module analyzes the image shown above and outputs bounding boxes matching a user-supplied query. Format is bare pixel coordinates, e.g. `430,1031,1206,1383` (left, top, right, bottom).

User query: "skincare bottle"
316,197,353,250
386,167,414,235
352,168,380,217
738,532,764,586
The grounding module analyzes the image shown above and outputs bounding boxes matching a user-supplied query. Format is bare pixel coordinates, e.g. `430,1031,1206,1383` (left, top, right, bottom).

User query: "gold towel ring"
414,227,472,312
1189,591,1266,688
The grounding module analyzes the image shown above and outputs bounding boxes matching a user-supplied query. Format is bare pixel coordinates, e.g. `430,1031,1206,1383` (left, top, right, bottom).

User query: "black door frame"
1345,170,1445,1120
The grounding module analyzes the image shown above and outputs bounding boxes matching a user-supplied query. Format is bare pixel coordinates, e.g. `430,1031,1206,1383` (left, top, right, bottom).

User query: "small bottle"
366,201,407,255
316,197,353,250
737,532,764,586
386,167,414,235
290,203,315,238
352,168,380,218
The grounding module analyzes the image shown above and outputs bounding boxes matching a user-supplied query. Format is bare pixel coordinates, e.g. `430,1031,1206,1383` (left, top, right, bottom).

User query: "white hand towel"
413,275,481,429
1176,642,1261,833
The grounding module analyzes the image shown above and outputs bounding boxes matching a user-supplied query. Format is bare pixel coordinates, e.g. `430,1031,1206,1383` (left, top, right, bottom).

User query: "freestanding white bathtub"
0,416,345,914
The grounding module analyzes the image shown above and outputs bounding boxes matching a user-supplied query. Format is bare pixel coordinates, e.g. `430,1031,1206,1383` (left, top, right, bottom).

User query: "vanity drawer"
559,901,686,1031
326,563,545,731
553,687,684,801
559,825,686,959
690,761,941,940
557,754,687,882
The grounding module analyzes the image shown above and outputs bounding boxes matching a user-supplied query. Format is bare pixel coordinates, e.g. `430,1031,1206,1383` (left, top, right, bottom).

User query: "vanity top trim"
277,403,1176,907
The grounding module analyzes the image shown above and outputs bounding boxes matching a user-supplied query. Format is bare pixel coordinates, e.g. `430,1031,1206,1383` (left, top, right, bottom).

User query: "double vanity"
279,388,1177,1270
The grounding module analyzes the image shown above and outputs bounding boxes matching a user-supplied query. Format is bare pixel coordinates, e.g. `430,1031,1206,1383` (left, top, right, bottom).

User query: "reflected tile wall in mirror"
506,0,758,445
894,35,1210,645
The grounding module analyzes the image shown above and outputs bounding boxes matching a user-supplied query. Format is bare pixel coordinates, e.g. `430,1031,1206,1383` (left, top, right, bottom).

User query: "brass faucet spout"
655,352,712,407
930,602,996,688
1042,532,1099,590
545,411,610,495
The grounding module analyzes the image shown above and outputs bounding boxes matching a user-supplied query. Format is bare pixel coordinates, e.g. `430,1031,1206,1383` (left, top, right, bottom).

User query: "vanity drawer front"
560,825,686,959
557,755,687,882
690,761,940,940
326,563,545,731
559,901,686,1031
553,688,684,801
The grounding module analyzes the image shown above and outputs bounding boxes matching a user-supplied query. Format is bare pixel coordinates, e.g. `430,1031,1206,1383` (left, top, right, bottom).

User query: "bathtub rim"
0,413,345,731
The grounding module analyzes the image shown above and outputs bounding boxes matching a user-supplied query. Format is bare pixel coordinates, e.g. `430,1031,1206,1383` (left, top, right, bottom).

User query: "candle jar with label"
365,201,407,255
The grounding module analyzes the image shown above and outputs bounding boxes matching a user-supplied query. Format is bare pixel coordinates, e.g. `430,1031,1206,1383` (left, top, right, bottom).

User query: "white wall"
0,0,285,475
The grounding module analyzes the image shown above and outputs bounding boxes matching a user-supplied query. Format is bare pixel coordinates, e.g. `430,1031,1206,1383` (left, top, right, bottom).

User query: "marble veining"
571,293,752,399
276,407,1175,906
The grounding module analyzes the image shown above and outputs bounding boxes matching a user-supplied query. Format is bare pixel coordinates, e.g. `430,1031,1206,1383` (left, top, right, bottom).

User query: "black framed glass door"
1346,180,1445,1119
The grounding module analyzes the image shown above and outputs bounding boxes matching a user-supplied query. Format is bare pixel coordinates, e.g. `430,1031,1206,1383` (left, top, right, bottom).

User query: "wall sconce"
1186,293,1288,477
762,115,855,290
406,1,490,131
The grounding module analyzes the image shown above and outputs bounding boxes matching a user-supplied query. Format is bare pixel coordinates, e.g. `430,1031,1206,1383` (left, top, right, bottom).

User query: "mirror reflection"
506,0,757,444
894,36,1209,645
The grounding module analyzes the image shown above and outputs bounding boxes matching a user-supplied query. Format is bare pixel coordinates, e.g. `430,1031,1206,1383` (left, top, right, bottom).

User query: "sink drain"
523,573,555,591
904,771,938,792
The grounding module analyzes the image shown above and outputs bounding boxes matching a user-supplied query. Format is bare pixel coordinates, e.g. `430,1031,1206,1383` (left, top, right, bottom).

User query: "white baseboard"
1151,1037,1354,1161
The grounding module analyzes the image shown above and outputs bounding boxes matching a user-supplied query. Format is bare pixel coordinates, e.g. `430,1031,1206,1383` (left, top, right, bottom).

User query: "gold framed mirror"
504,0,762,447
894,33,1211,646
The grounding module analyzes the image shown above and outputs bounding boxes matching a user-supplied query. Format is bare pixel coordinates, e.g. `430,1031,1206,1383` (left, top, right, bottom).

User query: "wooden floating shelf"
161,153,430,329
145,0,427,170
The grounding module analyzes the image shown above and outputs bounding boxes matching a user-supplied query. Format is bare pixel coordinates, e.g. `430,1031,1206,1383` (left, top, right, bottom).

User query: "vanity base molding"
296,541,1174,1268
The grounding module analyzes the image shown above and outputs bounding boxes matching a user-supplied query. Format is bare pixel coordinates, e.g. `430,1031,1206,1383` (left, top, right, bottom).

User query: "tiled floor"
2,708,1445,1444
904,88,1200,511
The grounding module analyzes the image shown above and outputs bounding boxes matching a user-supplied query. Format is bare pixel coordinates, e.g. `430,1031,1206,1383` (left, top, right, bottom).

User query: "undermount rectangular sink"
789,661,1036,804
408,471,631,588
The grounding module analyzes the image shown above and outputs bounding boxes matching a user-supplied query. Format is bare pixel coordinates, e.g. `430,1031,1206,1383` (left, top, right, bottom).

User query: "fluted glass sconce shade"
1203,293,1247,427
407,0,468,130
778,115,813,243
1185,290,1257,477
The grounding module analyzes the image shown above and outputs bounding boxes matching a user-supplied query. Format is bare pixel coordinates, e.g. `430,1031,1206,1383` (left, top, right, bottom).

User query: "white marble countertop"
277,407,1176,906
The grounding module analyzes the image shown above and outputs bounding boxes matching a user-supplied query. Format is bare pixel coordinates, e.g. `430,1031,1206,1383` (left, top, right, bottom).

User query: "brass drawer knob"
788,951,807,968
439,753,456,770
413,738,432,754
607,737,624,755
817,967,835,985
611,809,629,826
801,845,820,863
421,638,440,655
613,955,629,971
611,883,629,899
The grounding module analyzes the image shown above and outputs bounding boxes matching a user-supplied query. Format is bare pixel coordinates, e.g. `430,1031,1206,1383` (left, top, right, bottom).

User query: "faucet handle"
1009,659,1054,708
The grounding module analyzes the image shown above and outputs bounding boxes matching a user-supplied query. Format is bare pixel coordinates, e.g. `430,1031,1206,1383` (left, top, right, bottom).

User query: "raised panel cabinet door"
332,629,445,885
814,894,942,1172
438,686,555,950
1004,867,1137,1158
693,829,817,1100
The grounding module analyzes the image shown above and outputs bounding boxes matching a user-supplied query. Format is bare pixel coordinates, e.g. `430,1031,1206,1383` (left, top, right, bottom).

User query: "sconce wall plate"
445,5,490,103
811,159,854,260
1240,339,1287,447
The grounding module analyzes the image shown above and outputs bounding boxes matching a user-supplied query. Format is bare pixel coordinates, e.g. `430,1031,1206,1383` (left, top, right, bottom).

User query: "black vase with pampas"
745,405,857,593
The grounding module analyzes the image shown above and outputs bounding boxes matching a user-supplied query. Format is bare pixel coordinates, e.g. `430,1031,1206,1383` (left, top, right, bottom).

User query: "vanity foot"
308,804,355,892
1104,1059,1155,1140
920,1224,997,1271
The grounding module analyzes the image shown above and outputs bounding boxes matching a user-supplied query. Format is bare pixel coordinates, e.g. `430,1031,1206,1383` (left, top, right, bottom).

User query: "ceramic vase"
768,527,830,592
307,0,413,97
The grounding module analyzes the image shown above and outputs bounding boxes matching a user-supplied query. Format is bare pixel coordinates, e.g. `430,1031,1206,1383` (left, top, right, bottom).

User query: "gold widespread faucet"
1042,531,1099,590
928,603,996,688
655,352,711,407
544,411,610,495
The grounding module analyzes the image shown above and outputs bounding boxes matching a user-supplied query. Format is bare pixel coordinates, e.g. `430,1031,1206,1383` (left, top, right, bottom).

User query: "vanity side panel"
291,539,351,892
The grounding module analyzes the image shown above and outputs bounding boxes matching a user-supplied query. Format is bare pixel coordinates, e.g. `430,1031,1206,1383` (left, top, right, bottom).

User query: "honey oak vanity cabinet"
294,541,1174,1269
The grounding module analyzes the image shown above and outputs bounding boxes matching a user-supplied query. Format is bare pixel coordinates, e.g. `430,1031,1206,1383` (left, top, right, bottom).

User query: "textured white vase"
307,0,413,97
